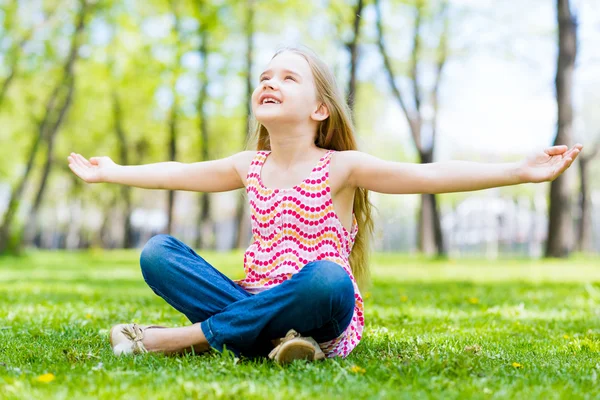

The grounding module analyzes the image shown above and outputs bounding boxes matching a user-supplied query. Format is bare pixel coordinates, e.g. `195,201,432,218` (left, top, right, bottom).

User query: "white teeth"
262,98,281,105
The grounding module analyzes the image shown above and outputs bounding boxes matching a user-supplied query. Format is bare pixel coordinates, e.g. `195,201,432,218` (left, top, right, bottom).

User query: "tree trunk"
576,157,593,252
0,127,45,253
418,150,445,256
166,105,177,235
22,1,88,246
0,8,39,109
346,0,364,118
375,0,448,257
112,90,134,248
545,0,577,258
576,143,599,253
234,0,255,249
166,0,182,236
0,69,16,110
24,77,77,245
196,28,214,250
0,9,76,253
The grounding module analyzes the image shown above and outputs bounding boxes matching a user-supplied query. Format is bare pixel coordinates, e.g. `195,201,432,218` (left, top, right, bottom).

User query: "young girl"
67,47,582,364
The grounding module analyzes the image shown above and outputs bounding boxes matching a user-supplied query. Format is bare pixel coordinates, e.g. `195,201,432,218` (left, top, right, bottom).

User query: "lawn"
1,250,600,399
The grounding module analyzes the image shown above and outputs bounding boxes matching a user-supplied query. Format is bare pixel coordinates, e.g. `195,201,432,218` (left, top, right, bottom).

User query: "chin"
254,110,286,125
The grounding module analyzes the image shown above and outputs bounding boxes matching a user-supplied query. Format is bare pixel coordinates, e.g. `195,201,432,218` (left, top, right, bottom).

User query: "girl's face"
251,51,327,126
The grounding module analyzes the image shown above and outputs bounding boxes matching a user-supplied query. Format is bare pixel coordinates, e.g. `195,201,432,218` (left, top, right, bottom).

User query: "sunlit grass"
1,250,600,399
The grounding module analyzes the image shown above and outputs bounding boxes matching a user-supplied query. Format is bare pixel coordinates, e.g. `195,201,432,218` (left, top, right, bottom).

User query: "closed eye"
285,76,296,81
260,76,270,82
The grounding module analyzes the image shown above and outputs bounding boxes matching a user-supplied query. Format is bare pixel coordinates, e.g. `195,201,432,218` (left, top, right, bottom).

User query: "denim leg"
140,234,251,324
201,260,356,357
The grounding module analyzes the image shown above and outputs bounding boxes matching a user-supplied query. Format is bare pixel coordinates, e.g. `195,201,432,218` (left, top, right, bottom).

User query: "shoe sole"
275,339,316,364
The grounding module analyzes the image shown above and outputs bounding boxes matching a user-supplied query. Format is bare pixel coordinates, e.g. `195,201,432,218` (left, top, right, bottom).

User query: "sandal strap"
120,323,148,354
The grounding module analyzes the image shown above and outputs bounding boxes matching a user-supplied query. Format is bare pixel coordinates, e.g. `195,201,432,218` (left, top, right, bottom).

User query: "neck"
263,121,323,166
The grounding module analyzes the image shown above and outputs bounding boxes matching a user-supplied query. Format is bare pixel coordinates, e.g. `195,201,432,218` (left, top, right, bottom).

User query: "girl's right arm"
67,151,256,193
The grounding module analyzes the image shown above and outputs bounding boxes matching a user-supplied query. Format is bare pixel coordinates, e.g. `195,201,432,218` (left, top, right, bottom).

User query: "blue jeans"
139,234,355,358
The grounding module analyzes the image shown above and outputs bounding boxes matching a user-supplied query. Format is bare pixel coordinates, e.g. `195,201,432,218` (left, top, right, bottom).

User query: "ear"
311,102,330,122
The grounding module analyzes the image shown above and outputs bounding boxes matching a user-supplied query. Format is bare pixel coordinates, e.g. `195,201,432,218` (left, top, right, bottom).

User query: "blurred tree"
577,140,599,253
0,1,89,253
0,3,57,109
545,0,577,258
575,89,600,254
234,0,255,249
375,0,449,256
164,0,184,235
193,0,217,250
328,0,365,117
23,0,91,247
346,0,364,117
107,6,134,248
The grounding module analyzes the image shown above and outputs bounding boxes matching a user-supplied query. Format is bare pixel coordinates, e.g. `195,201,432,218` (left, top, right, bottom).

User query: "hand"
67,153,118,183
518,144,583,183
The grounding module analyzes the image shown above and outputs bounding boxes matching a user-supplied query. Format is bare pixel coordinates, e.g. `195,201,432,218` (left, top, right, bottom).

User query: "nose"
261,77,278,90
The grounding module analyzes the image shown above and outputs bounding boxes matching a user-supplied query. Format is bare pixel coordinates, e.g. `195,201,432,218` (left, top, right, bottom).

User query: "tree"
0,4,57,109
195,5,215,250
375,0,450,256
576,141,599,253
0,5,58,252
108,30,135,248
22,0,90,247
545,0,578,257
0,1,90,252
346,0,364,116
234,0,255,249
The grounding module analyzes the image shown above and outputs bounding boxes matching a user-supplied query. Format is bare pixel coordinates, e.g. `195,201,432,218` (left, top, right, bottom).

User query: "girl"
67,47,582,364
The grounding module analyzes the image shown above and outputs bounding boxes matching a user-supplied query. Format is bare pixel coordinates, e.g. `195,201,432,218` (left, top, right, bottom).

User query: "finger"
566,147,580,160
89,157,99,165
79,154,92,167
70,152,85,166
76,154,92,169
68,162,87,181
544,145,568,156
73,154,88,169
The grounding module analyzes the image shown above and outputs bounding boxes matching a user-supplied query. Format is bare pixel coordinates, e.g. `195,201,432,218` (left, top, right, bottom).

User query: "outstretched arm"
344,144,583,195
67,151,255,192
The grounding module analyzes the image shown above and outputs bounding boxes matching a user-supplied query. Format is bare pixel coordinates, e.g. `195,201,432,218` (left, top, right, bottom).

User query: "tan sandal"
268,329,326,364
109,323,166,356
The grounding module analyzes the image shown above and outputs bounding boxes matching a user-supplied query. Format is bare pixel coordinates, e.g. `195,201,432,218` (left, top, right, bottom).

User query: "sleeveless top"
233,150,365,358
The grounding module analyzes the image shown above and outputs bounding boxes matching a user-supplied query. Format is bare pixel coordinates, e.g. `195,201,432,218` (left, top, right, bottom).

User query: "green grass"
1,250,600,399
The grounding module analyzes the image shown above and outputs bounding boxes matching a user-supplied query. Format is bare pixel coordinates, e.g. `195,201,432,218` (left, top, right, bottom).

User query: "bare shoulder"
330,150,365,192
330,150,373,190
230,150,258,186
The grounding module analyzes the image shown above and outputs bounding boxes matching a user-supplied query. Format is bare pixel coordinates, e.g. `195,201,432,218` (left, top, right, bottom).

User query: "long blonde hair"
248,46,374,290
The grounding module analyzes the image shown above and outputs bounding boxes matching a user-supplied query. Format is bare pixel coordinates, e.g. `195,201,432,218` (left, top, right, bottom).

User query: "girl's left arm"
343,144,583,195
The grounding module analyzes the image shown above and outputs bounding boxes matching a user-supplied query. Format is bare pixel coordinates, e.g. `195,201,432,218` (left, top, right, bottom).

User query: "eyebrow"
259,69,301,79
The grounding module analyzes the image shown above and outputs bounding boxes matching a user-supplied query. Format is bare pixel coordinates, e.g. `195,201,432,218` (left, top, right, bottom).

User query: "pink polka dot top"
234,150,364,358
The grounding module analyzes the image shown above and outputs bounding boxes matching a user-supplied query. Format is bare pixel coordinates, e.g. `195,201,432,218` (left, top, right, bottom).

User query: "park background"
0,0,599,257
1,0,600,399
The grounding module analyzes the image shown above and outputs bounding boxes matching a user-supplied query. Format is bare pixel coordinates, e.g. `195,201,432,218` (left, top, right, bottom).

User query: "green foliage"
1,251,600,399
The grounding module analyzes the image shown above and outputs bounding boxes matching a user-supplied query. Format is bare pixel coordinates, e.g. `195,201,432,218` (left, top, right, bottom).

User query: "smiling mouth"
261,98,281,105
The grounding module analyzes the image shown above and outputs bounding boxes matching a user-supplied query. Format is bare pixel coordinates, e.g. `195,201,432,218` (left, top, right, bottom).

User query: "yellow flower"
364,292,371,299
85,314,92,319
563,335,570,339
512,362,523,369
468,297,479,304
400,295,408,302
350,365,366,374
35,373,55,383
